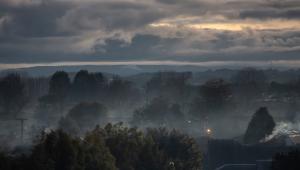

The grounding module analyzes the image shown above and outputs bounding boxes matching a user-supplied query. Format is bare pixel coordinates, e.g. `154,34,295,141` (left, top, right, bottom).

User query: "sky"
0,0,299,68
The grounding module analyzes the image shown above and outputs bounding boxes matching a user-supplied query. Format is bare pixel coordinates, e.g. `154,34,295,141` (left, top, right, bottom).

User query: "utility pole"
16,118,27,143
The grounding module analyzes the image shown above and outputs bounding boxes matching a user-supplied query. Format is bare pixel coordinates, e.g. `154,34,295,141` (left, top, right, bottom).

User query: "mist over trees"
71,70,107,102
59,102,108,135
192,79,232,118
36,71,71,125
1,68,300,169
232,68,267,99
0,68,299,139
49,71,71,115
0,74,27,118
132,97,185,129
107,76,141,109
145,72,192,105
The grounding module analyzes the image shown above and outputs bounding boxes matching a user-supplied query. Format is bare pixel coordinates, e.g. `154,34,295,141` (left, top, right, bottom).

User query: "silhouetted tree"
0,124,202,170
133,97,169,125
23,77,49,101
132,97,185,128
35,94,59,126
0,73,27,117
92,123,202,170
107,76,140,108
72,70,90,94
147,128,202,170
89,72,107,100
72,70,107,101
83,130,118,170
58,117,80,136
102,123,153,170
48,71,71,116
201,79,232,109
30,130,79,170
30,130,117,170
168,104,186,128
232,68,267,104
49,71,71,99
145,72,192,105
61,102,108,133
191,79,232,118
244,107,275,144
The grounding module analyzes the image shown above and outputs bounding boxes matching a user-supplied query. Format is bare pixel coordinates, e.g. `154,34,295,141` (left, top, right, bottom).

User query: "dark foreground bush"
0,123,202,170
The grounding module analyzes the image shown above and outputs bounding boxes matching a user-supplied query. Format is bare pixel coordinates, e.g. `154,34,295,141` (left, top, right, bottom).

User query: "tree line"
0,124,202,170
0,68,300,142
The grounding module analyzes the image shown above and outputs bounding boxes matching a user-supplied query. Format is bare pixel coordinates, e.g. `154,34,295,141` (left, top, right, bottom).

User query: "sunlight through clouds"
150,17,300,31
0,0,299,65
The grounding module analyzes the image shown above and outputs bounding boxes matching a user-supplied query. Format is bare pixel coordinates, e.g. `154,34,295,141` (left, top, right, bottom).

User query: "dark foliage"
244,107,275,144
49,71,71,99
132,97,185,128
0,74,27,117
231,68,267,108
72,70,107,101
145,72,192,104
59,102,107,134
200,79,232,111
0,125,202,170
92,123,202,170
189,79,232,120
107,76,141,108
40,71,71,115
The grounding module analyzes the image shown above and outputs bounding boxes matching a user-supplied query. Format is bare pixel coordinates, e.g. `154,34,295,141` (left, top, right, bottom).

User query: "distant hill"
1,65,300,85
0,65,211,77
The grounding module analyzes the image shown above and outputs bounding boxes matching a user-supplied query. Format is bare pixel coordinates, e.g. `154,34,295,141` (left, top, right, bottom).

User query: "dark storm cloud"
231,0,300,20
1,0,300,36
0,0,165,38
0,0,168,62
0,0,299,64
93,34,180,60
156,0,300,19
91,29,300,61
57,1,166,33
240,8,300,19
0,1,73,37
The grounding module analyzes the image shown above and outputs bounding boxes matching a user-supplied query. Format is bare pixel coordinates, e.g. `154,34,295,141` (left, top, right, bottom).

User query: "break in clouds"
0,0,299,63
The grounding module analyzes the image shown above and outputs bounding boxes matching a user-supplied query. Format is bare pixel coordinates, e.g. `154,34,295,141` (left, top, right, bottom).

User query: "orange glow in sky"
150,18,300,31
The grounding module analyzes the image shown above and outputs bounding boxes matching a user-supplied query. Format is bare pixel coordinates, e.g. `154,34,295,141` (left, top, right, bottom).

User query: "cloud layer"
0,0,299,65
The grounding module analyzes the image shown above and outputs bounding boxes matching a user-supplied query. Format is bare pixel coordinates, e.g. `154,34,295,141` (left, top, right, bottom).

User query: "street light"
206,128,212,137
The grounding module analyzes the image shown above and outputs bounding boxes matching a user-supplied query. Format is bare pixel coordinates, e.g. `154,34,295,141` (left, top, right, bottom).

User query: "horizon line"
1,60,300,70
